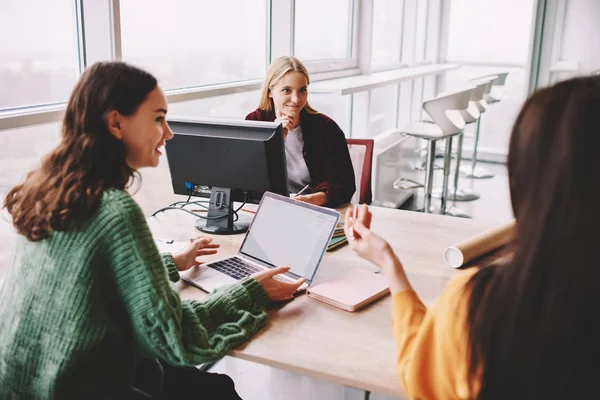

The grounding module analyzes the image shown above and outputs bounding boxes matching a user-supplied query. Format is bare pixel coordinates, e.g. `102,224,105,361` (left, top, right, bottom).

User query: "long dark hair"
3,62,157,241
466,75,600,399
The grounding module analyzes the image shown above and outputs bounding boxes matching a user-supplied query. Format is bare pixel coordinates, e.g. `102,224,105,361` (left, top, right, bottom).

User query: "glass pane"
0,0,80,110
309,94,352,135
446,0,536,64
120,0,268,90
397,81,413,129
365,86,397,138
411,78,424,121
0,123,62,200
413,0,429,63
425,0,442,62
294,0,353,61
167,91,260,120
400,1,417,64
371,0,404,67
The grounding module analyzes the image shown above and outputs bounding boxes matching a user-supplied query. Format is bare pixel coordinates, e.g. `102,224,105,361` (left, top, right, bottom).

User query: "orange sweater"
391,268,479,400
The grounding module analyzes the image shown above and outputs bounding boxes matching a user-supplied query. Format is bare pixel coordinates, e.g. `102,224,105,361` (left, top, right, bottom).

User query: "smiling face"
107,86,173,169
269,71,308,118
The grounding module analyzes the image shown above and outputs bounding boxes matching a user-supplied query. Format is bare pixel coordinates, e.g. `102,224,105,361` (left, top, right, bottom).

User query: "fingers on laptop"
189,237,220,250
252,266,306,301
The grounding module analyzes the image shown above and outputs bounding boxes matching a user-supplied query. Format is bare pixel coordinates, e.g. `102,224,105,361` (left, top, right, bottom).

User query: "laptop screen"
239,193,340,281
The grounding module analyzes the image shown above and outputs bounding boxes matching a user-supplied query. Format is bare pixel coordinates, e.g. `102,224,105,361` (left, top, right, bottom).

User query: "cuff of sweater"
240,277,270,309
204,278,270,316
161,253,180,283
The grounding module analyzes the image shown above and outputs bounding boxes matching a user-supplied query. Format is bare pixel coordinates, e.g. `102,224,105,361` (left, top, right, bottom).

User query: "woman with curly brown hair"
0,61,304,399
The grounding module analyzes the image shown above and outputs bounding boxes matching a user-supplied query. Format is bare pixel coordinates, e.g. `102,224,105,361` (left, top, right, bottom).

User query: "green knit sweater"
0,189,270,399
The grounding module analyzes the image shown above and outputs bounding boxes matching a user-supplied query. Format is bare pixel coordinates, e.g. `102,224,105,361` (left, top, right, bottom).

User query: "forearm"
302,191,328,206
133,278,269,365
380,249,413,295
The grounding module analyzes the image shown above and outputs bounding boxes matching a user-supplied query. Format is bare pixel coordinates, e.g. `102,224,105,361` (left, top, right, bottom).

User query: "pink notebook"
307,269,390,312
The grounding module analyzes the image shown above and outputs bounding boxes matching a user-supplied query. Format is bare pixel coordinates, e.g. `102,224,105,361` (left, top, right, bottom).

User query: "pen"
296,184,310,196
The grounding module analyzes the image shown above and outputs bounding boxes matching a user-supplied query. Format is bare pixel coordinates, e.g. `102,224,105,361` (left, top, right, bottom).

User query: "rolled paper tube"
444,219,516,268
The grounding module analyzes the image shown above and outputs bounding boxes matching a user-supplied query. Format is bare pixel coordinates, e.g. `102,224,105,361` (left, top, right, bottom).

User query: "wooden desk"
147,206,501,398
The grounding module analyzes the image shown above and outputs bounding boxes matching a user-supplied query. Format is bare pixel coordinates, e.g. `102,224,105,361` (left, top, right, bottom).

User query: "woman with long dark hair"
0,61,304,399
344,75,600,399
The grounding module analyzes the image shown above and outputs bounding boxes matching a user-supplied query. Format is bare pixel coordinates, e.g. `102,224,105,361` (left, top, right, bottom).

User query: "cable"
169,200,210,208
151,206,226,220
153,191,248,222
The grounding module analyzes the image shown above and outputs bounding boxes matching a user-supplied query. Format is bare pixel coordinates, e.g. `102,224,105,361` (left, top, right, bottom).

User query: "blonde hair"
257,56,318,114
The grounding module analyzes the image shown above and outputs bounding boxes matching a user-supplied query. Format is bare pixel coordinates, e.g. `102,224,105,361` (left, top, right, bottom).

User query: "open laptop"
182,192,340,293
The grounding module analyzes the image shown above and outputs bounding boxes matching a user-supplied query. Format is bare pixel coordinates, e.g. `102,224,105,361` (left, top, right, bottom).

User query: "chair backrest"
474,72,509,87
422,86,474,135
346,138,374,205
461,77,496,121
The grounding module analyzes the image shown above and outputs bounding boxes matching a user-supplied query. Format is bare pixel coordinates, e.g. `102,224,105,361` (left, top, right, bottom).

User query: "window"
294,0,354,61
371,0,404,68
119,0,268,90
0,0,80,111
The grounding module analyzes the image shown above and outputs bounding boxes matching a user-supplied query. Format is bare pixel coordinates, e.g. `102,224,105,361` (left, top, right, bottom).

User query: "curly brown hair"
4,62,158,241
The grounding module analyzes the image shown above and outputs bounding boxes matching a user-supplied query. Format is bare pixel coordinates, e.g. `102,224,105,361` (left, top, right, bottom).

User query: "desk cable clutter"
444,219,516,268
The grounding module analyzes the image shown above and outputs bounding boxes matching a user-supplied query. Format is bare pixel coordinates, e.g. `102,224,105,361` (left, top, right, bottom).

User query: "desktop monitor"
165,117,288,235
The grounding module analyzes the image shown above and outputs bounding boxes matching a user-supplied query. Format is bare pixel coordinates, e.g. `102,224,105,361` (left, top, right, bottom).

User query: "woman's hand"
345,204,413,294
172,237,220,272
275,111,297,137
252,266,306,301
292,192,327,206
344,205,393,268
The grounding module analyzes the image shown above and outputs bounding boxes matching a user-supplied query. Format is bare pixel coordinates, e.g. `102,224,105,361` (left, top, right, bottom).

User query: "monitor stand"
194,187,252,235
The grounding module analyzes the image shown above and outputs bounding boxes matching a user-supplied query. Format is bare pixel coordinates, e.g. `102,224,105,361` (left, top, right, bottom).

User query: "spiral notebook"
307,269,390,312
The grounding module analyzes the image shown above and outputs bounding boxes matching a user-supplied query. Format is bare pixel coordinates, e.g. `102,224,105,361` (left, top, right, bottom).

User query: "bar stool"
461,72,509,179
393,87,473,215
431,77,496,213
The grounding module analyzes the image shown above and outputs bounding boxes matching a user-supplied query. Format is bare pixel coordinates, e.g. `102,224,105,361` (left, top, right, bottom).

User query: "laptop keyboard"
208,257,262,280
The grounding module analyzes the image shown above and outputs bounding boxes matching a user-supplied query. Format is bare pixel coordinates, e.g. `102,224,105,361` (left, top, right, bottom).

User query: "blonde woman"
246,56,355,207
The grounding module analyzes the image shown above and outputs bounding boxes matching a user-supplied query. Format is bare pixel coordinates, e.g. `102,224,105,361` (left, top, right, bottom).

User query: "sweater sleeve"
391,269,478,400
311,119,356,207
102,192,270,366
161,253,180,283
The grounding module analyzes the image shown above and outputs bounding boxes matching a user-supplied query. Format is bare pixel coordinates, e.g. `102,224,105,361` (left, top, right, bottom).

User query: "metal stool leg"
422,140,437,214
433,136,472,218
460,118,495,179
439,137,453,214
432,132,480,202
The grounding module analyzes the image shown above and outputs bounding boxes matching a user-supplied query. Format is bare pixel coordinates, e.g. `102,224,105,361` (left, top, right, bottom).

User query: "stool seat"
402,121,450,139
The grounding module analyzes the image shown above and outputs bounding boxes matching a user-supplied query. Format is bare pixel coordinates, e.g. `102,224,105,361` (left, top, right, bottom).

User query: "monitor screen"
165,117,290,235
240,193,340,281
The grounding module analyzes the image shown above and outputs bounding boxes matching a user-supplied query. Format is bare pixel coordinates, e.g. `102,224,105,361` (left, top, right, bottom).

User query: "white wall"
559,0,600,73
